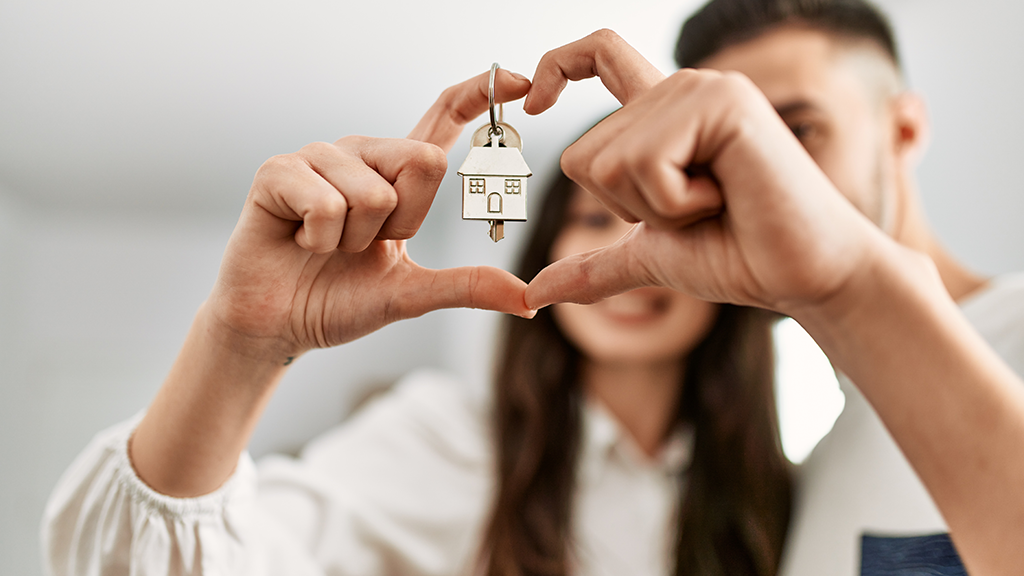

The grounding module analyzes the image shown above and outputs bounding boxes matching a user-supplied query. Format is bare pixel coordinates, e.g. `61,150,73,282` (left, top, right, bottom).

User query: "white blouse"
42,368,693,576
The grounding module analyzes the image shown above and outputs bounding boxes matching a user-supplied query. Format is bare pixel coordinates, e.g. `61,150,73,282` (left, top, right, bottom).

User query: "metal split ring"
488,62,504,141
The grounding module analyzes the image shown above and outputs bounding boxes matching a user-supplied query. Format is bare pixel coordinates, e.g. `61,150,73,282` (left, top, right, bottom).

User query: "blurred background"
1,0,1021,573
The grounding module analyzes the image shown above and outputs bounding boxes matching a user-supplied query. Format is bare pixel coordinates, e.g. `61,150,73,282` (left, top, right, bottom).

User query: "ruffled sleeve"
42,413,336,576
41,369,492,576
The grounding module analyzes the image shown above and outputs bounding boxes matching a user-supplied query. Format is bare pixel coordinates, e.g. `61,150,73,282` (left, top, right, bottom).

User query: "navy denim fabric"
860,533,967,576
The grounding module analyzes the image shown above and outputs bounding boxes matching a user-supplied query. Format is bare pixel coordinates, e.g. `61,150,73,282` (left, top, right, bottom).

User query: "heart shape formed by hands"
211,28,883,363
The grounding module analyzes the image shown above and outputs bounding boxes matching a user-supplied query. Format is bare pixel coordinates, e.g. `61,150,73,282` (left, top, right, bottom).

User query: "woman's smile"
595,288,675,325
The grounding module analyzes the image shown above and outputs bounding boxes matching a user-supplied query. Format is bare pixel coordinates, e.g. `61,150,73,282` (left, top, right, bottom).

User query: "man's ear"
890,92,930,166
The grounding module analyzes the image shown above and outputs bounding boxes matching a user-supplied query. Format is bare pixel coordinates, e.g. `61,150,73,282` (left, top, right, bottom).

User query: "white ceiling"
0,0,701,215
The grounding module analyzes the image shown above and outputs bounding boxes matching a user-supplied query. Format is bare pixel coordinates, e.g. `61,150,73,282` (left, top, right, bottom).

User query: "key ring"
488,62,504,142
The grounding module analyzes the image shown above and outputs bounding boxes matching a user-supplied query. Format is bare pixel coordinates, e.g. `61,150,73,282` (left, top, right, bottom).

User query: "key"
456,63,532,242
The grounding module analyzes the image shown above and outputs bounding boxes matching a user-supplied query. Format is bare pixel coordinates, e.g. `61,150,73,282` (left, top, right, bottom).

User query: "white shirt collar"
578,397,694,485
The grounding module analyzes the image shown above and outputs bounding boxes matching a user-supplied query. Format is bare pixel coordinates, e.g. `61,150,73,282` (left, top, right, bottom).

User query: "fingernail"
511,72,528,81
517,309,538,319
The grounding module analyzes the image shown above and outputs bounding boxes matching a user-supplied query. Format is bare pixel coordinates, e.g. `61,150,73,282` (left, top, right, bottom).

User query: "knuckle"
667,68,704,89
333,134,368,149
590,28,622,44
409,142,448,181
627,147,658,184
317,194,348,222
721,69,754,87
592,28,624,60
253,154,304,195
360,183,398,215
534,49,553,70
299,140,337,159
305,193,347,227
718,71,757,101
258,153,299,176
560,146,590,184
670,67,699,80
440,84,475,126
437,84,460,107
590,151,624,191
627,156,684,216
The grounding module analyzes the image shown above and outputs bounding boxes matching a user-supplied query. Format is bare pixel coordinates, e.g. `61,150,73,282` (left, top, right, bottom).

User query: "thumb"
398,265,535,319
525,237,649,310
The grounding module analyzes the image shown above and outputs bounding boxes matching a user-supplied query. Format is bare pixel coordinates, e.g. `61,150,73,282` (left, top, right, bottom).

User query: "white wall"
0,189,31,571
888,0,1024,276
1,1,1022,574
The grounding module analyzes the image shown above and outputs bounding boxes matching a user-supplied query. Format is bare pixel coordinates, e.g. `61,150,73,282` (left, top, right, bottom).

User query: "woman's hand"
206,69,535,362
131,68,534,497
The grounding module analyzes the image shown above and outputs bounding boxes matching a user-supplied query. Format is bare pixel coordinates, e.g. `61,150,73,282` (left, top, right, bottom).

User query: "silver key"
456,63,531,242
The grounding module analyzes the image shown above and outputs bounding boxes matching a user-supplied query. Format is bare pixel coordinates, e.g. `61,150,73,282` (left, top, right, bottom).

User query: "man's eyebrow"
774,101,822,117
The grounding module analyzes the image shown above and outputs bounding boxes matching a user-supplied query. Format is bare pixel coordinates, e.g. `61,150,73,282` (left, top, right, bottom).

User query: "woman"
486,172,790,576
43,70,790,576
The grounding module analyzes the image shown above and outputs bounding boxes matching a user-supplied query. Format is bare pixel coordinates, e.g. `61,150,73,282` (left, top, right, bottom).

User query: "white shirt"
42,368,693,576
779,273,1024,576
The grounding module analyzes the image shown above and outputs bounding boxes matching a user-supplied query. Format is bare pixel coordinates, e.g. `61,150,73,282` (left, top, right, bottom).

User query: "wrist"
790,233,949,369
200,292,305,366
131,303,295,497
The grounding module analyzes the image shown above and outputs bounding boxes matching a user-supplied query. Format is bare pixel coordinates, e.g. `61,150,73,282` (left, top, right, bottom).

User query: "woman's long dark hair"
481,170,792,576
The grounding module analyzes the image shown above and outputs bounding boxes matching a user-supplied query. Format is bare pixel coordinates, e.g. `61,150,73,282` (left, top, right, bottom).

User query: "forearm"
796,239,1024,575
130,301,293,497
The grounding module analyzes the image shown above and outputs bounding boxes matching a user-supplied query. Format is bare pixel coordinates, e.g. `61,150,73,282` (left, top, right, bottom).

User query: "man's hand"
523,31,1024,576
523,32,885,319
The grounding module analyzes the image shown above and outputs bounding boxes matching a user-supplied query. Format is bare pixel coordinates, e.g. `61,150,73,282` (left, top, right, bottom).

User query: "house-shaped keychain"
457,131,531,242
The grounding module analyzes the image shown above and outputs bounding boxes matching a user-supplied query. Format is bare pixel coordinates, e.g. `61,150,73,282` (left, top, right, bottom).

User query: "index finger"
524,29,666,115
407,68,531,152
560,70,725,228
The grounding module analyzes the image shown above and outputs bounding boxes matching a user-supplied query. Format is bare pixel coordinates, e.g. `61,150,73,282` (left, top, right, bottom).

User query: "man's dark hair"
675,0,901,71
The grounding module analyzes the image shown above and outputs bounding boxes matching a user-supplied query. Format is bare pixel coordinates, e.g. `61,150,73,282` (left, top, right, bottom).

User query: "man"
525,32,1024,575
669,1,1024,574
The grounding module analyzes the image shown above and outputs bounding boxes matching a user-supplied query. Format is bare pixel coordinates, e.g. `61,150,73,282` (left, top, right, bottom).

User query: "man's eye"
789,121,817,141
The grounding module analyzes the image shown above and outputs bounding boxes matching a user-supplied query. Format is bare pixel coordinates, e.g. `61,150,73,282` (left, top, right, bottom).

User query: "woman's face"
549,186,719,365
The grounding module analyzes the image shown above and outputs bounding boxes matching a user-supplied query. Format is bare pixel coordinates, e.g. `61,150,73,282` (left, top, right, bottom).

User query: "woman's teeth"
603,294,670,316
